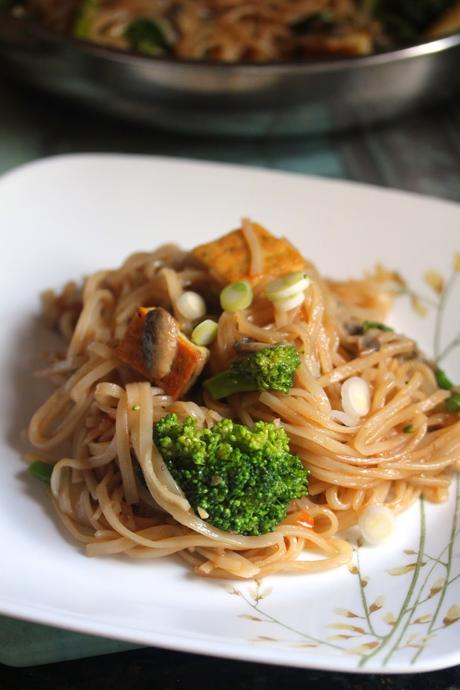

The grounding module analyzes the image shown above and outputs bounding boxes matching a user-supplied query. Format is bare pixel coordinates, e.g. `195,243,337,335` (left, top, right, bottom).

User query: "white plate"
1,154,459,674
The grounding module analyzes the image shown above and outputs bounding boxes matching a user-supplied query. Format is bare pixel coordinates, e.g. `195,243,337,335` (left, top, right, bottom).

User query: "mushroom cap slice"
143,307,179,380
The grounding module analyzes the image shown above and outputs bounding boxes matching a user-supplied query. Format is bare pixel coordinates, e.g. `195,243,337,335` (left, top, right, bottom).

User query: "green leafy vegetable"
154,414,309,536
124,18,169,55
433,367,459,412
362,321,394,333
446,393,460,414
28,461,52,484
204,344,301,400
291,11,334,35
73,0,99,39
435,367,454,390
403,424,414,433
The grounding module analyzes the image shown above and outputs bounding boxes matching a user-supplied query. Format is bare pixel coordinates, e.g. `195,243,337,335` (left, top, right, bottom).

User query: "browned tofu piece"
192,223,305,286
115,307,209,399
298,31,373,56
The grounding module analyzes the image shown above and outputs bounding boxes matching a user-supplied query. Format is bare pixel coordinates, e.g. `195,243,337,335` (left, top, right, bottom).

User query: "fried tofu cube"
192,223,305,286
115,307,209,399
298,31,373,56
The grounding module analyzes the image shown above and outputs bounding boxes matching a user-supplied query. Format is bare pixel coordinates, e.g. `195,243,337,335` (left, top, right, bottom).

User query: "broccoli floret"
203,344,301,400
124,18,170,55
154,413,309,536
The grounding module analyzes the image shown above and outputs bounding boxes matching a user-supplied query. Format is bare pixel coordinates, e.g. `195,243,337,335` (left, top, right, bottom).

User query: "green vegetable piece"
191,319,218,347
124,18,169,55
204,343,301,400
220,280,253,313
446,393,460,414
28,461,52,484
291,11,333,34
435,367,454,390
362,321,394,333
403,424,414,434
74,0,99,39
154,414,309,536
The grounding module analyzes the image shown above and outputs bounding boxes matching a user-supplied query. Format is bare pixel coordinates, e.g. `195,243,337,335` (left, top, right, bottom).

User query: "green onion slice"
435,367,454,390
362,321,394,333
273,290,306,312
446,393,460,414
192,319,218,346
28,461,52,484
265,272,310,302
220,281,253,313
177,291,206,321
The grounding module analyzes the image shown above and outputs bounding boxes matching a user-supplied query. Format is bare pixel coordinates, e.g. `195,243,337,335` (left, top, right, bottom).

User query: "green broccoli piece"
203,344,301,400
124,18,169,55
73,3,170,56
154,414,309,536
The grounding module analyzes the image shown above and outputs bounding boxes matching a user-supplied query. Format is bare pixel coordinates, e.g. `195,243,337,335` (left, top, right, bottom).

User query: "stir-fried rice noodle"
28,228,460,579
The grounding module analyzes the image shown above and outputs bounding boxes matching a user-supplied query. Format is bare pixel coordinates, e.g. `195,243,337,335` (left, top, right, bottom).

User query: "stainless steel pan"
0,11,459,136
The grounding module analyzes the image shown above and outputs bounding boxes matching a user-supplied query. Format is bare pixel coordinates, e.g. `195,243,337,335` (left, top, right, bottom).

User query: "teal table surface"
1,75,460,686
1,78,460,203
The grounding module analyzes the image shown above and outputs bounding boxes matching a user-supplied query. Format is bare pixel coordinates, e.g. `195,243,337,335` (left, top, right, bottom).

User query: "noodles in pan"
17,0,460,62
27,221,460,579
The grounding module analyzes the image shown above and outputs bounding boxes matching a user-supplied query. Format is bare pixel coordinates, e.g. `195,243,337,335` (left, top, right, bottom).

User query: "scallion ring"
191,319,218,346
265,272,310,302
177,291,206,321
359,504,395,545
273,290,306,312
220,281,253,313
28,461,53,485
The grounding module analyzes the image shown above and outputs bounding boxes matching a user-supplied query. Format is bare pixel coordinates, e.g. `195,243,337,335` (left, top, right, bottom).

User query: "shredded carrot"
283,510,314,528
297,511,314,529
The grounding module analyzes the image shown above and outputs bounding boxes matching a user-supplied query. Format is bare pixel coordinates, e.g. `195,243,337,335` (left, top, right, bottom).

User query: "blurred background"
0,0,460,201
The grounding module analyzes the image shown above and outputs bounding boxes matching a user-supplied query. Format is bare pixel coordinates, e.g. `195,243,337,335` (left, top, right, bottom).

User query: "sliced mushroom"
341,324,388,358
359,334,382,355
344,320,364,336
116,306,210,399
234,338,277,354
142,307,179,380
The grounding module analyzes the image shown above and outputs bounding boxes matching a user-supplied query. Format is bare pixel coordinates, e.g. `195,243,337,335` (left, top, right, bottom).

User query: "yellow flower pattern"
424,271,444,295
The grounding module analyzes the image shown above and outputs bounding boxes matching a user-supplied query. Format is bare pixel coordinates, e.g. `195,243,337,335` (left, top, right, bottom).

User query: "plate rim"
1,596,460,675
2,151,460,211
